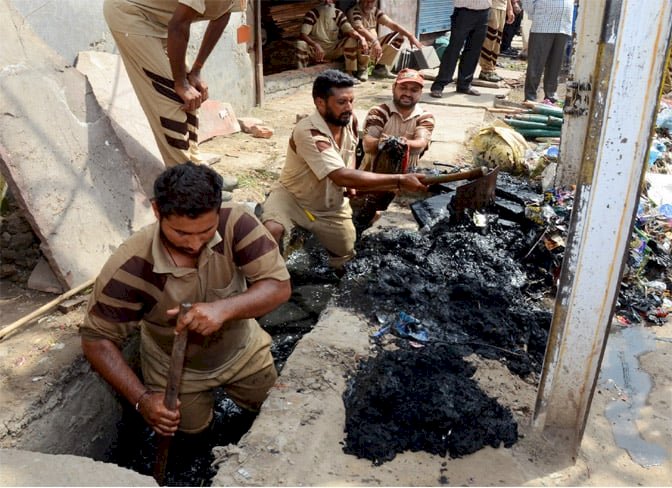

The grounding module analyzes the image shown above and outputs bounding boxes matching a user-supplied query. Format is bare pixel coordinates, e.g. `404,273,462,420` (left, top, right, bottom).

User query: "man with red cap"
350,68,435,229
360,68,435,173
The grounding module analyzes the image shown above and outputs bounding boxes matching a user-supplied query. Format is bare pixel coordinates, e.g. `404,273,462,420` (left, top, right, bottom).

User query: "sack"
471,120,530,175
410,46,440,70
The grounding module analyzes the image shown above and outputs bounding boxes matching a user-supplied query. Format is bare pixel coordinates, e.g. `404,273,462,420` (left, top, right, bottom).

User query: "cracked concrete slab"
0,0,153,289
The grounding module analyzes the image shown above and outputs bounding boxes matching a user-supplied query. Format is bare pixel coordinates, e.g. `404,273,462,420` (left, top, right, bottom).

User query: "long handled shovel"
153,302,191,486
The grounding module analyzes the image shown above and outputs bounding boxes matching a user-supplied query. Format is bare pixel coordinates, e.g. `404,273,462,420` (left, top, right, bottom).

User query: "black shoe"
430,90,443,98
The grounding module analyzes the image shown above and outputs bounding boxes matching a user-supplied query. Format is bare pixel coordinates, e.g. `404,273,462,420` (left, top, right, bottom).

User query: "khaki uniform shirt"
105,0,247,36
278,111,358,216
362,102,435,170
80,204,289,373
300,4,355,51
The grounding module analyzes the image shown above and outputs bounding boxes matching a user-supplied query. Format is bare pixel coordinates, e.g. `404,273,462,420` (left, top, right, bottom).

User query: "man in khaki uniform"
80,162,291,435
347,0,424,79
104,0,246,167
296,0,369,80
259,70,428,271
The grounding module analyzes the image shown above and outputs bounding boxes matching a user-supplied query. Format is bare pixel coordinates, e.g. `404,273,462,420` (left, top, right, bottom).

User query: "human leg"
456,8,490,92
431,8,472,93
478,8,505,80
501,10,522,52
542,33,570,101
524,32,552,101
296,39,313,68
110,30,196,167
307,212,357,270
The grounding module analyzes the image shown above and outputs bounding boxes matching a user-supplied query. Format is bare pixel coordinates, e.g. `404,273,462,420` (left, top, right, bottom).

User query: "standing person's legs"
431,8,472,94
456,8,490,92
542,33,570,101
501,10,522,51
524,32,552,101
109,31,196,167
478,8,506,79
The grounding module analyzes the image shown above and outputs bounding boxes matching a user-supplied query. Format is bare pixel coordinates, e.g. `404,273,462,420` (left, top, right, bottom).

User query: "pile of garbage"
508,176,671,326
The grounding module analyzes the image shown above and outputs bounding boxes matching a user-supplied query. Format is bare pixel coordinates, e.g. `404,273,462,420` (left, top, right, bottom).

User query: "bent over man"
259,70,427,272
104,0,245,167
81,162,291,435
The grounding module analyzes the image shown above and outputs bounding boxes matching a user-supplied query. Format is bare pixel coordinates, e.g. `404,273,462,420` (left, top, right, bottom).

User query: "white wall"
10,0,255,114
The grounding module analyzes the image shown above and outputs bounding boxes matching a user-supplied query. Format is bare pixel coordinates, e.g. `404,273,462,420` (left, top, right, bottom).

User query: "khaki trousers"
106,27,198,167
141,326,277,433
296,37,360,72
261,184,356,269
479,8,507,74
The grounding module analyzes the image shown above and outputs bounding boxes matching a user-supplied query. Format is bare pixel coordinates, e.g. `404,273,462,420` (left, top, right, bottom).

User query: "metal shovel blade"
452,166,499,214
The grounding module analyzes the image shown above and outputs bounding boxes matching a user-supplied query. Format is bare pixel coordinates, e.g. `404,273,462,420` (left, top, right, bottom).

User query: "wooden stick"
0,278,95,341
153,302,192,486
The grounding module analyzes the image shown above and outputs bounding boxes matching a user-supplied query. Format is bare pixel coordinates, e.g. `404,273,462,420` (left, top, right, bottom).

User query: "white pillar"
533,0,672,458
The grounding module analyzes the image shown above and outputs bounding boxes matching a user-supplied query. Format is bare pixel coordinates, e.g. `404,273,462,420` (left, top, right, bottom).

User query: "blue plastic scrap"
373,311,430,343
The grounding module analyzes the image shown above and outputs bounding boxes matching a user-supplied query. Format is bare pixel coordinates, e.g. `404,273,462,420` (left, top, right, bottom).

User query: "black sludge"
338,218,552,463
342,344,518,465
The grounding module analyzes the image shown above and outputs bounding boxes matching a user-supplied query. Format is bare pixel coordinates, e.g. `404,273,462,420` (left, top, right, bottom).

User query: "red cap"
395,68,425,86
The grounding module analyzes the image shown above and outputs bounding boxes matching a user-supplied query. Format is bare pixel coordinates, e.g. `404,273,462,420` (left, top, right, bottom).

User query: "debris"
238,117,264,133
57,296,88,314
250,124,274,139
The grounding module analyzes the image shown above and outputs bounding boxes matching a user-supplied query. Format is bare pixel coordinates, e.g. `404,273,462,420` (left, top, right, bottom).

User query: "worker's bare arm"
329,167,427,192
81,337,180,435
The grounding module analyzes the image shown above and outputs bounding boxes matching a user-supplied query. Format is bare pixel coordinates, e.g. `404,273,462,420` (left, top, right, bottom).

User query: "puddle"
599,325,668,467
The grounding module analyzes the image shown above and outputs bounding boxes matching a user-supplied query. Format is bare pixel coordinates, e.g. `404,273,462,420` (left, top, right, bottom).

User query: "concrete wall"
10,0,255,114
380,0,418,37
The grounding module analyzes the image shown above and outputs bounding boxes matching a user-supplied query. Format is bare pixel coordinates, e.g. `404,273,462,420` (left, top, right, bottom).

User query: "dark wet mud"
338,208,553,464
342,343,518,465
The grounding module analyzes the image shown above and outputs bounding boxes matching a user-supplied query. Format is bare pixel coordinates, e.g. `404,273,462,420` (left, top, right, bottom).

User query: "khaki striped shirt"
80,204,289,372
300,4,354,50
347,5,392,31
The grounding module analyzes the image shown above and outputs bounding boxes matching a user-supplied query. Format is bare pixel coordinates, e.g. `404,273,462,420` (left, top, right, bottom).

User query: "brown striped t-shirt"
362,102,435,171
80,203,289,372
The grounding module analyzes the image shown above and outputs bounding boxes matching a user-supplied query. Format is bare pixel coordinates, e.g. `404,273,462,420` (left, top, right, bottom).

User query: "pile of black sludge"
338,216,553,464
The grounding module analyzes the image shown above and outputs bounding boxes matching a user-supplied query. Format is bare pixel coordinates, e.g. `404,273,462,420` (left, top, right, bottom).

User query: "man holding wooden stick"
80,162,291,435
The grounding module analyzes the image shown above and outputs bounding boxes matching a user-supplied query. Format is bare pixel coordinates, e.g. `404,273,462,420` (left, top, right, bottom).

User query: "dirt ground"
1,55,671,486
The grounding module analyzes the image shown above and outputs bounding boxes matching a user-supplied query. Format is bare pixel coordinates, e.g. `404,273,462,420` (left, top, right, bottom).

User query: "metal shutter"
416,0,454,35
